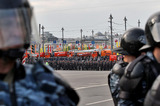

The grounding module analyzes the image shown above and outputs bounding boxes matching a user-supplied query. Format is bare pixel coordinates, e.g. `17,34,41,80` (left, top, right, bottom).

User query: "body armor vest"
119,52,160,105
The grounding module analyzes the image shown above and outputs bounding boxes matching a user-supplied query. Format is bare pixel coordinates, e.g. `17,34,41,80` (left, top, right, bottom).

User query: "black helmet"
144,75,160,106
113,28,146,56
0,0,30,9
145,11,160,47
0,0,39,59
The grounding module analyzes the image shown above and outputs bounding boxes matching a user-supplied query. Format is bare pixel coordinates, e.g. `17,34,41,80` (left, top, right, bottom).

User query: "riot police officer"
0,0,79,105
118,11,160,105
144,75,160,106
108,28,146,106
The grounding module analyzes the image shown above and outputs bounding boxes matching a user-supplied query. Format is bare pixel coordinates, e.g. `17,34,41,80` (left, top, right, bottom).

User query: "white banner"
59,43,62,48
89,43,93,47
113,38,119,47
102,43,105,48
77,43,81,47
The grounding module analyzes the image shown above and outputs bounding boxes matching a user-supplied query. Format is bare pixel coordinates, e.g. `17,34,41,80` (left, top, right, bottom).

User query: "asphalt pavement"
56,70,114,106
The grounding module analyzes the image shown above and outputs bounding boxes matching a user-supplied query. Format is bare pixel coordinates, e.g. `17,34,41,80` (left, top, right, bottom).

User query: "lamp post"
42,25,45,53
109,14,113,53
92,30,94,48
62,27,64,51
80,29,83,50
39,24,41,59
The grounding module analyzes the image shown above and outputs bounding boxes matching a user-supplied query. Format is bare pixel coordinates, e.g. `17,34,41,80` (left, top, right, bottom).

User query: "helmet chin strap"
0,48,25,60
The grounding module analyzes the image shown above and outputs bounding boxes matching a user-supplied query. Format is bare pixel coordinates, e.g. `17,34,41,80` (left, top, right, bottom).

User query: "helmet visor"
0,8,40,49
139,44,151,51
151,22,160,43
113,47,129,55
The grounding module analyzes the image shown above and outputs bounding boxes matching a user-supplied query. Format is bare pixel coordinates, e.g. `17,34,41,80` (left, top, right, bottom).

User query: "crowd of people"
25,56,117,71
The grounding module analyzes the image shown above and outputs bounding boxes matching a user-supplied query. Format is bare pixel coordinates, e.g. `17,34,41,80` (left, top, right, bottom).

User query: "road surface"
56,70,114,106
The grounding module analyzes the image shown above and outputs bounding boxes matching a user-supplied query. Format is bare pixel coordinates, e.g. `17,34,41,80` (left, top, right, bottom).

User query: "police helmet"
139,44,152,52
145,11,160,47
113,28,146,56
0,0,40,59
144,75,160,106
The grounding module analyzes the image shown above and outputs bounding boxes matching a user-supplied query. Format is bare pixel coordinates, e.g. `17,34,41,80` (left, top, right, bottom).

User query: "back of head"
120,28,146,56
145,11,160,47
0,0,30,9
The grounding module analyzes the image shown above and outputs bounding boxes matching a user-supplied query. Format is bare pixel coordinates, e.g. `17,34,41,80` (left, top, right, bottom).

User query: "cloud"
29,0,160,38
30,0,78,13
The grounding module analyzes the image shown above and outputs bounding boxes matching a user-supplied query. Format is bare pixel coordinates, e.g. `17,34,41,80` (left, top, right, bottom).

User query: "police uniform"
108,60,128,106
144,75,160,106
118,52,160,105
0,61,79,106
108,27,146,106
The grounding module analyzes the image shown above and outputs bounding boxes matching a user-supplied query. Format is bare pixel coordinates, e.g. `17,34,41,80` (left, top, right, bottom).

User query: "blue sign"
53,40,56,43
63,40,67,44
76,41,79,44
91,41,95,44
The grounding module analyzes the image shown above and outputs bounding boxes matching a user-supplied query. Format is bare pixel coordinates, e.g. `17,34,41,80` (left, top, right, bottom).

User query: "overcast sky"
29,0,160,38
